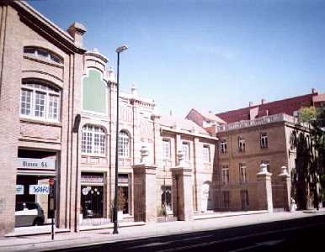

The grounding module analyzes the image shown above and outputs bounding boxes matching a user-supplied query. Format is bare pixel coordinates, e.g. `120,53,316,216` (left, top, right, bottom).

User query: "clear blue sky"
28,0,325,117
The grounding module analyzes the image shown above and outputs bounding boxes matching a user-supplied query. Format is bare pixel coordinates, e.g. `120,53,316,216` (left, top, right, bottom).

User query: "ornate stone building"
0,1,218,236
187,92,325,212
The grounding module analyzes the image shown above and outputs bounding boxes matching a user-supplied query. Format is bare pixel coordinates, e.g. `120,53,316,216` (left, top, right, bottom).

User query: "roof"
216,92,319,123
159,115,210,136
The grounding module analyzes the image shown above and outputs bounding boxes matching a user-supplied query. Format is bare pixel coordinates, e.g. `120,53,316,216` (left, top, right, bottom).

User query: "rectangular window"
118,132,130,157
238,137,245,152
239,163,247,184
34,92,45,117
81,125,106,156
182,142,190,161
220,140,227,154
48,95,59,120
20,89,32,115
260,132,268,148
240,190,249,210
162,139,171,160
203,145,210,163
221,165,229,185
223,191,230,209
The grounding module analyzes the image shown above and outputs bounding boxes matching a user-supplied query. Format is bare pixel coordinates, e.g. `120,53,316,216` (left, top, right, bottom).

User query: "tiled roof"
216,93,319,123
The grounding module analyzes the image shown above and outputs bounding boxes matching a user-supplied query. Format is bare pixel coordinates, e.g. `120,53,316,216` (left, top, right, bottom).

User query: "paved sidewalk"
1,209,324,252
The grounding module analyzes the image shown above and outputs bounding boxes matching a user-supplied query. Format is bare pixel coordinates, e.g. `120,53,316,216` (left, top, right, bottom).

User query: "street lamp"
113,45,128,234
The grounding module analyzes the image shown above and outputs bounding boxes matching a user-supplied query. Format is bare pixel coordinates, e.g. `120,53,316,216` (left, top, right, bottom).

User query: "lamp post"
163,159,167,222
113,45,128,234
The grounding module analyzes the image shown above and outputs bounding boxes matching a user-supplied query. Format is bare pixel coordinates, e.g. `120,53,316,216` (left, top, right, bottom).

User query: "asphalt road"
52,214,325,252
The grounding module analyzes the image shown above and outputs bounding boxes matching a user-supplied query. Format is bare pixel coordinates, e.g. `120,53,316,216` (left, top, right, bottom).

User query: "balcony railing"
217,113,298,132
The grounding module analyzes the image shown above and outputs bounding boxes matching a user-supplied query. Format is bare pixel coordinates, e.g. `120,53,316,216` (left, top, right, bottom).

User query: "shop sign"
81,175,104,183
16,185,24,195
17,158,55,170
29,185,49,195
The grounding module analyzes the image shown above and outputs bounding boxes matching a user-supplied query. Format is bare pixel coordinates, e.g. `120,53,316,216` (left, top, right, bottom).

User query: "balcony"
217,113,298,132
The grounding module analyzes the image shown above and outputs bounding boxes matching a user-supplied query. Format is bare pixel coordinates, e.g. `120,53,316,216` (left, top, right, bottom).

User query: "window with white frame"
81,125,106,155
24,46,63,64
239,163,247,183
221,165,229,185
182,142,190,161
260,132,268,148
220,139,227,154
118,130,130,157
20,82,60,121
162,139,171,161
238,136,245,152
203,145,210,163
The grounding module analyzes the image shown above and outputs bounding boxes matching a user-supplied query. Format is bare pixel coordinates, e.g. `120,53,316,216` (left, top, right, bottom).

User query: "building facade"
187,91,325,212
0,1,218,236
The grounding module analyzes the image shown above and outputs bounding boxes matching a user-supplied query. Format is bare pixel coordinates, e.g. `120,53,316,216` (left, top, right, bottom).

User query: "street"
51,213,325,252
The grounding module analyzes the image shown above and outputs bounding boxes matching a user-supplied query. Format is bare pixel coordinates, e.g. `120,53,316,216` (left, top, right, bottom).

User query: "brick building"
0,1,218,236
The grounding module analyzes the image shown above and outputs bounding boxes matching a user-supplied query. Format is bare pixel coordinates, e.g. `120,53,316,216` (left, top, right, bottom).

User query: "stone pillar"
133,164,157,222
256,163,273,212
132,144,157,223
171,150,193,221
278,166,291,211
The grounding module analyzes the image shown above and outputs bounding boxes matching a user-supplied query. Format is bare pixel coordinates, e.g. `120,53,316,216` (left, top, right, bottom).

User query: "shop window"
20,82,60,121
81,185,103,218
81,125,106,155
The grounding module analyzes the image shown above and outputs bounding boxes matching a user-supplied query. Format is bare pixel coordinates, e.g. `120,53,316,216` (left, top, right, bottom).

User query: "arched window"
81,125,106,155
118,131,130,157
24,47,63,64
20,82,60,121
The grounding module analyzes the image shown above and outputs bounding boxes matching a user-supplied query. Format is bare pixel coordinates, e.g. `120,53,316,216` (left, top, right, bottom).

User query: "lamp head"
116,45,128,53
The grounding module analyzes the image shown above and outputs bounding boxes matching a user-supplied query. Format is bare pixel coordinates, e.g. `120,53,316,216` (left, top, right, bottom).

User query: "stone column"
256,163,273,212
278,166,291,211
132,145,157,223
171,151,193,221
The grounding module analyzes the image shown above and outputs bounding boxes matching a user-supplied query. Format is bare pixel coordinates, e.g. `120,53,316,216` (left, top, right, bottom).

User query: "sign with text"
29,185,49,195
17,158,55,170
16,185,24,195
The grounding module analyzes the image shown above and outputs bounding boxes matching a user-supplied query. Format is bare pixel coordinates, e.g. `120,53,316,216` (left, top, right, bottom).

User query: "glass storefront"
81,172,104,219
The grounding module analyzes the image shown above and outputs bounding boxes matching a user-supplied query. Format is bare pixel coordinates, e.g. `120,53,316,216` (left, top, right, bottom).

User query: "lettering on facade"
81,175,104,183
18,158,55,170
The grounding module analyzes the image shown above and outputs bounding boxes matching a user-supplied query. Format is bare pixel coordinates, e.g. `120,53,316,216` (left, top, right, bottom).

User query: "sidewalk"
1,209,324,252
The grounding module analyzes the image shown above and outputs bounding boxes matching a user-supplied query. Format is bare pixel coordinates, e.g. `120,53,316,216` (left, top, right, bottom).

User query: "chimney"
68,22,87,48
249,101,253,107
261,99,266,104
312,88,317,94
